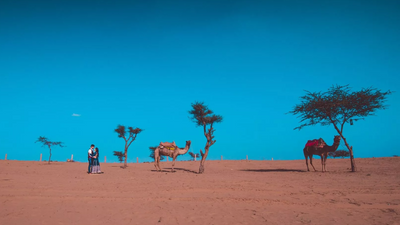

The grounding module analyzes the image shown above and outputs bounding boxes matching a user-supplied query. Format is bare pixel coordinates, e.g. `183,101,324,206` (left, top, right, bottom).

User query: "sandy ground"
1,157,400,225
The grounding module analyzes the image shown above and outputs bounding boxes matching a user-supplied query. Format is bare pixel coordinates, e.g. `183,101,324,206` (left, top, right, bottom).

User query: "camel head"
186,140,191,148
334,135,341,143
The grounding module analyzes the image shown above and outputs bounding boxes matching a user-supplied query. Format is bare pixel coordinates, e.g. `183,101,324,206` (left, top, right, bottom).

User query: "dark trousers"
88,158,92,173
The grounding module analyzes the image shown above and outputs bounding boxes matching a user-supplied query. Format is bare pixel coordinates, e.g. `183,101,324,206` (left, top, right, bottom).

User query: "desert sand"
1,157,400,225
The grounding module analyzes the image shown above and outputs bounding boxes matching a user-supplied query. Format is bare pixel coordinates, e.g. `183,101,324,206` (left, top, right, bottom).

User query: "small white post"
5,154,7,160
194,155,196,161
104,156,106,163
40,153,42,162
136,157,139,163
246,155,248,160
221,155,223,161
271,157,273,161
71,154,73,161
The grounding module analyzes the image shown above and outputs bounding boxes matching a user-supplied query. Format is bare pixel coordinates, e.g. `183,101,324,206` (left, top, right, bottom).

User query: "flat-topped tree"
114,125,143,168
189,102,223,174
35,136,64,164
289,85,391,172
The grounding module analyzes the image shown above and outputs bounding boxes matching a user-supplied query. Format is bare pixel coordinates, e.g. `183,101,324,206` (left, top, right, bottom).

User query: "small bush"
329,150,350,159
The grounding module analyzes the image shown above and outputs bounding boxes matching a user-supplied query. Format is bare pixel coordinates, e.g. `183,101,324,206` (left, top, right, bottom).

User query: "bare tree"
113,151,125,163
114,125,143,168
289,85,391,172
189,102,223,173
35,136,64,164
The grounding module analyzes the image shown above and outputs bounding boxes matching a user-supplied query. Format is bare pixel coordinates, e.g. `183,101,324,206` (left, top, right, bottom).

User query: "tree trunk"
48,147,52,164
331,123,357,172
339,134,357,172
199,146,209,174
123,148,128,168
349,146,356,172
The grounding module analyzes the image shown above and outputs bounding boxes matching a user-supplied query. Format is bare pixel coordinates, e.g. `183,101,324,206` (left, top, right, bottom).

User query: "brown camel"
303,135,341,172
154,140,191,172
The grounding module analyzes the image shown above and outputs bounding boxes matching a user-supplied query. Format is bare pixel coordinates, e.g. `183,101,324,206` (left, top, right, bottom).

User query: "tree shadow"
240,169,306,173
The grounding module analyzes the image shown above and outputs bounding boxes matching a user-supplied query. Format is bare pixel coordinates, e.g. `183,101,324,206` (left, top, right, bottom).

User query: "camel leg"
320,156,325,172
309,155,317,171
156,156,161,171
323,154,328,172
304,148,310,171
153,153,158,171
154,149,161,171
304,154,310,172
171,156,176,172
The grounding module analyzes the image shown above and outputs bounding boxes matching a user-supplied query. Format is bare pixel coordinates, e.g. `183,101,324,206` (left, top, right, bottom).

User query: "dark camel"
304,135,341,172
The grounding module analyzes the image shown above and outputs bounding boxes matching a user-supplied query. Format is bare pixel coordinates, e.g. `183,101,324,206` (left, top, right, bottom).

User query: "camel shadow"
163,167,199,174
240,169,306,173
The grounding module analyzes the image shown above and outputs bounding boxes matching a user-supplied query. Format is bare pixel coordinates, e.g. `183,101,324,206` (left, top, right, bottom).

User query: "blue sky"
1,0,399,163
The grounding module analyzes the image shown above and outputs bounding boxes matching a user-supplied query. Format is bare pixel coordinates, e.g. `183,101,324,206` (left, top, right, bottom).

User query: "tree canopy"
290,85,391,132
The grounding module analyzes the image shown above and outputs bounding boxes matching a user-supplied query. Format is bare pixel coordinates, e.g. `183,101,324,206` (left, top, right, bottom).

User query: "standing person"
92,147,102,174
88,144,94,174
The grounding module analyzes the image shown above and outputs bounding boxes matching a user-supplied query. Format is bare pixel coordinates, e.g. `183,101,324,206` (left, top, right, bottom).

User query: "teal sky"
1,0,399,163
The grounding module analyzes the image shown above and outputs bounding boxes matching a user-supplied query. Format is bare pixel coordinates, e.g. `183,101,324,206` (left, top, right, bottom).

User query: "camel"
154,140,191,172
303,135,341,172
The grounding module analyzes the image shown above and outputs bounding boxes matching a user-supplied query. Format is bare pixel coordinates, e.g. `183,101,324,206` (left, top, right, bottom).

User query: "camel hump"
159,141,177,150
305,138,326,148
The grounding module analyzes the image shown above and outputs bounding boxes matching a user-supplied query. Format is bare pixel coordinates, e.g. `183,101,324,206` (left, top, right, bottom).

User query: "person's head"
95,147,99,152
91,144,94,149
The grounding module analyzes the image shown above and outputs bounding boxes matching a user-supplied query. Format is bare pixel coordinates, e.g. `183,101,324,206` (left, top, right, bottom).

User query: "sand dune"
1,157,399,225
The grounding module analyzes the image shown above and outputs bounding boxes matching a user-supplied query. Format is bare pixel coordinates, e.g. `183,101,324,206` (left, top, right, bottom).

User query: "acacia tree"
114,125,143,168
289,85,391,172
35,136,64,164
189,102,223,173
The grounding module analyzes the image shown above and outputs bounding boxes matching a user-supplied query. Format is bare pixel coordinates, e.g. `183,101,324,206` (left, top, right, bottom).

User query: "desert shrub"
113,151,125,163
329,150,350,159
188,152,200,161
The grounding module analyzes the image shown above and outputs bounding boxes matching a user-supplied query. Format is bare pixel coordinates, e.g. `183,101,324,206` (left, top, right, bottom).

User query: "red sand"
1,158,400,225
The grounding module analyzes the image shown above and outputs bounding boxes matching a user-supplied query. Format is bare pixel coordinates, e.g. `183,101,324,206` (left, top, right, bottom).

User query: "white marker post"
5,154,7,160
40,153,42,162
136,157,139,163
104,156,106,163
221,155,223,161
71,154,73,161
246,155,248,160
